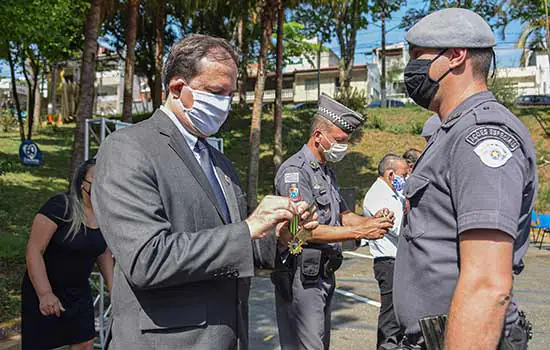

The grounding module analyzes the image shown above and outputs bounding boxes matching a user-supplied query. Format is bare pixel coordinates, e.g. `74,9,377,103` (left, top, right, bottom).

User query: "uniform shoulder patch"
465,126,520,151
284,172,300,184
473,139,513,168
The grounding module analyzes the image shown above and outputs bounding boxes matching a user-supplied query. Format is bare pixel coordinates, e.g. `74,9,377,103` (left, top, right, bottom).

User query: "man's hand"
276,202,319,247
352,217,393,240
246,195,299,240
374,208,395,225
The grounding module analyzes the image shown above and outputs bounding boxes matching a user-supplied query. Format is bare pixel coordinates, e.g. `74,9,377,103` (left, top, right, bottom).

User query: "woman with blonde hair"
21,158,114,350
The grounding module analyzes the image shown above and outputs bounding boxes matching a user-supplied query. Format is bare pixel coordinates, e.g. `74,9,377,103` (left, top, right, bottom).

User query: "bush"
0,110,18,132
410,120,424,135
488,77,518,108
334,87,369,118
367,114,386,130
387,124,406,134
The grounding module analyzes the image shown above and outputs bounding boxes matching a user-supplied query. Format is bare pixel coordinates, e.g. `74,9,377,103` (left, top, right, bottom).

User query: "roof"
247,65,368,79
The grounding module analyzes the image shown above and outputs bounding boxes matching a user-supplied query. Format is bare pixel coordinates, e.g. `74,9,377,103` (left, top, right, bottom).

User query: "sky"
324,4,525,68
0,5,526,79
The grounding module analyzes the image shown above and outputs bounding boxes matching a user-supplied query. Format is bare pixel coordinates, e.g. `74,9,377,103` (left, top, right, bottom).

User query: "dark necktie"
194,138,231,223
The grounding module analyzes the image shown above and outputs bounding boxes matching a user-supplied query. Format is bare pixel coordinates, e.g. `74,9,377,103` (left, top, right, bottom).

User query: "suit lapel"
211,152,240,223
156,110,227,224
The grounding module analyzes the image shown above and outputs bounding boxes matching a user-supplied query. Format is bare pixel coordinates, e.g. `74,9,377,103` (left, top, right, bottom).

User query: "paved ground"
249,242,550,350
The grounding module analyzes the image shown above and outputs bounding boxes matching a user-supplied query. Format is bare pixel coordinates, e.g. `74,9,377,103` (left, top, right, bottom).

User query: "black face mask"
404,49,453,109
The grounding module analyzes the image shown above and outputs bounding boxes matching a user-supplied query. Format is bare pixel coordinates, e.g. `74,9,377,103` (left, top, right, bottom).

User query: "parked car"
367,99,406,108
515,95,550,107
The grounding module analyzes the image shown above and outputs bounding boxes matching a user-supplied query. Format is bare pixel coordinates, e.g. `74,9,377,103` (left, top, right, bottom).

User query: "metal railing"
90,272,111,349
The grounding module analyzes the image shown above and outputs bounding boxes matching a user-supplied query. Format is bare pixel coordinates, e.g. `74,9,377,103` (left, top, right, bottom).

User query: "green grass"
0,106,549,325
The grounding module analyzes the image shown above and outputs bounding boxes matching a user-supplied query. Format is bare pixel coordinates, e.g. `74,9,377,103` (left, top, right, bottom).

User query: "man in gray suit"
92,34,317,349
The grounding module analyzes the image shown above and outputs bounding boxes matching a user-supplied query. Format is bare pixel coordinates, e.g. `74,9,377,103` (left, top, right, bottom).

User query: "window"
305,79,318,91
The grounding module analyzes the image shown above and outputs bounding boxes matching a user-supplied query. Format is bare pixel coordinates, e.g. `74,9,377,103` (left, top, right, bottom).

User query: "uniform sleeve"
275,166,314,203
450,126,527,239
38,194,70,227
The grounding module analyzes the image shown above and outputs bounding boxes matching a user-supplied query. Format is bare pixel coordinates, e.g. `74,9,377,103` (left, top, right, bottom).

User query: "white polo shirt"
362,177,405,259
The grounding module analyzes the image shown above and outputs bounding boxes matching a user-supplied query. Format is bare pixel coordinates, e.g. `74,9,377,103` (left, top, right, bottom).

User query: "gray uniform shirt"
275,145,349,252
394,91,538,340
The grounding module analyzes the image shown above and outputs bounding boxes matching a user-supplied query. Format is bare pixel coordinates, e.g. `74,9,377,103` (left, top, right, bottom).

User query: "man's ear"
387,170,395,182
312,129,322,143
448,48,468,70
168,78,185,98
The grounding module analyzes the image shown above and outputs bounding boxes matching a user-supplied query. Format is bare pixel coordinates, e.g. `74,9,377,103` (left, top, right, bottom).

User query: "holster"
418,314,447,350
417,311,532,350
498,310,532,350
323,252,343,277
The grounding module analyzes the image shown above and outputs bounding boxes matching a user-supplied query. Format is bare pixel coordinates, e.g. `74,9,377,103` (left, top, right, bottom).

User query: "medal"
286,186,315,255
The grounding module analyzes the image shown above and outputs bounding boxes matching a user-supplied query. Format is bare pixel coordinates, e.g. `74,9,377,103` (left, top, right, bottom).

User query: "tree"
153,0,165,109
293,3,333,97
122,0,139,122
103,0,176,112
331,0,369,90
0,0,86,141
502,0,550,67
70,0,103,180
371,0,406,107
247,0,278,210
273,0,285,174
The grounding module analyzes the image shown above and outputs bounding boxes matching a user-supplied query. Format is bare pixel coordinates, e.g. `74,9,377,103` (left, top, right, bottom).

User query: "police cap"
317,93,365,134
406,8,496,49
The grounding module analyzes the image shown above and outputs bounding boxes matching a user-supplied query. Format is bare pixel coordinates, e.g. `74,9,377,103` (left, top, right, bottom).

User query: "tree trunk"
122,0,139,122
336,0,359,91
22,56,38,140
153,0,165,109
69,0,102,182
33,72,42,131
545,0,550,74
247,0,276,211
6,42,25,141
273,0,284,175
237,19,249,108
49,64,58,115
380,5,387,108
317,38,322,98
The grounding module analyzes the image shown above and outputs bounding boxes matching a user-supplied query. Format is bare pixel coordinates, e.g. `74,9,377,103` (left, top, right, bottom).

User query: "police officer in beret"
272,93,395,349
395,8,537,349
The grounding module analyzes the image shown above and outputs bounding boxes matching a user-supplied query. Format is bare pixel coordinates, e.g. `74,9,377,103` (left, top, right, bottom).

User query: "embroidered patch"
473,139,513,168
465,126,519,151
288,183,302,201
284,172,300,184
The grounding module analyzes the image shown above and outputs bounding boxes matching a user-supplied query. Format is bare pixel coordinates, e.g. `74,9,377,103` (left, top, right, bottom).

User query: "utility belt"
270,247,343,302
402,311,532,350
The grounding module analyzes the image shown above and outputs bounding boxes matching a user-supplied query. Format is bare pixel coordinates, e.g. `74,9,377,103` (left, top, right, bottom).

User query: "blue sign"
19,140,44,167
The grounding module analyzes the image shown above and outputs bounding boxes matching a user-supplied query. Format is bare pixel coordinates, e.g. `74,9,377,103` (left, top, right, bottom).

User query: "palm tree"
69,0,103,181
122,0,139,122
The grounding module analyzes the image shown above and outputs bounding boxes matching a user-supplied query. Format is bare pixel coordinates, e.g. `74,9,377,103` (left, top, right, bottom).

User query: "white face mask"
176,87,232,137
320,133,348,163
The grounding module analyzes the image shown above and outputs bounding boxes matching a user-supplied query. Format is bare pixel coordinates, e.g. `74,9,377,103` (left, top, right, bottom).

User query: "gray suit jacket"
92,109,254,349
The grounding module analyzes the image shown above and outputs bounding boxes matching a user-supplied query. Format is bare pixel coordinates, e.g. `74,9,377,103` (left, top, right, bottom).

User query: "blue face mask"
392,175,406,192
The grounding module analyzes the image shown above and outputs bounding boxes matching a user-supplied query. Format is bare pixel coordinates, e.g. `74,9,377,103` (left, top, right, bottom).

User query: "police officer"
394,8,537,349
273,93,395,349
